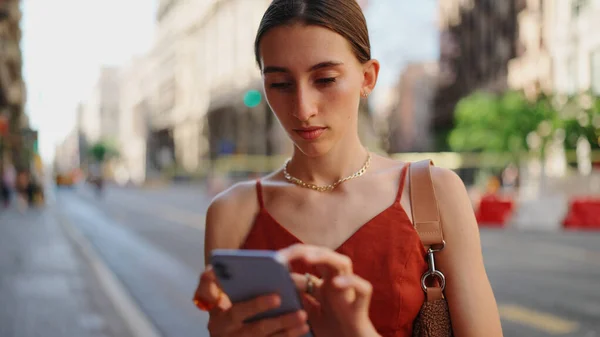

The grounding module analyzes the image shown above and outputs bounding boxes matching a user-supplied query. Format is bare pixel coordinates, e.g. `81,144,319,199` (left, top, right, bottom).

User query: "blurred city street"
0,0,598,336
0,183,587,337
0,201,134,337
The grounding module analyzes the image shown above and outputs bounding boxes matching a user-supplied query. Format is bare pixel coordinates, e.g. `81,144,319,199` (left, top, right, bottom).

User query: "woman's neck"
286,137,369,186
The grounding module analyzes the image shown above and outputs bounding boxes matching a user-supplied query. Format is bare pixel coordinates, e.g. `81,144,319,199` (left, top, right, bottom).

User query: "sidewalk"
0,205,134,337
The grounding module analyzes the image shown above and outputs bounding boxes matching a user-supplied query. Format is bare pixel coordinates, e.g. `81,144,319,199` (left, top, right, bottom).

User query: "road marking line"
54,207,163,337
498,304,579,335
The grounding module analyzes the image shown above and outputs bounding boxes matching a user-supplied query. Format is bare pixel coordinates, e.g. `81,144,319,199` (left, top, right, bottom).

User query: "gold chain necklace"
283,152,371,192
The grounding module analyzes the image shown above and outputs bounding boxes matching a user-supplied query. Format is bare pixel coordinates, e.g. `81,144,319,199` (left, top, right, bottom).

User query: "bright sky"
366,0,439,91
20,0,436,164
21,0,158,163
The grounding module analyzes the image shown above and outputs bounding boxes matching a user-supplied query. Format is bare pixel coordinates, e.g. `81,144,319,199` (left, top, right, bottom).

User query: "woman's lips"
294,127,327,140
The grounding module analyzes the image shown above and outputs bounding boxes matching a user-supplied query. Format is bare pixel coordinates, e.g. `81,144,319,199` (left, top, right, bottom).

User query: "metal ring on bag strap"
421,270,446,292
421,245,446,292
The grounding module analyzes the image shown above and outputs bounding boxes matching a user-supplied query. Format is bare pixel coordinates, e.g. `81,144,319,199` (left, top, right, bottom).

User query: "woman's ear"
361,59,380,96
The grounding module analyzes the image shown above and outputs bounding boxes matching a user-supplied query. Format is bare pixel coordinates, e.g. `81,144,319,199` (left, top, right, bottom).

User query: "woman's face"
259,23,378,157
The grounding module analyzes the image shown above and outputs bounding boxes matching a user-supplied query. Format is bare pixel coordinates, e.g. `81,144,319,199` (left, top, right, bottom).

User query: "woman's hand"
280,244,381,337
193,266,310,337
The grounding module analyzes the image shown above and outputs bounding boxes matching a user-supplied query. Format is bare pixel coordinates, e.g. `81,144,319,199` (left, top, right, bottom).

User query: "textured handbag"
409,160,453,337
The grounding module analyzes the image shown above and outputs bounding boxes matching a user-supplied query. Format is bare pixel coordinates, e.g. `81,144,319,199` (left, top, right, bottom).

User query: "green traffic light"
243,90,262,108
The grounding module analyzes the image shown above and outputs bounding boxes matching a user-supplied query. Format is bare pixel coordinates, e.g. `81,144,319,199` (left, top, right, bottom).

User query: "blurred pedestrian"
88,162,104,197
15,170,35,210
1,164,15,208
502,163,519,192
0,180,9,208
194,1,502,336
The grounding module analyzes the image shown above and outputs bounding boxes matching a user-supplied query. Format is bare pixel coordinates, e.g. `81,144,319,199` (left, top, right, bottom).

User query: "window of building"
159,78,176,114
572,0,590,17
157,0,180,22
591,49,600,94
567,56,578,94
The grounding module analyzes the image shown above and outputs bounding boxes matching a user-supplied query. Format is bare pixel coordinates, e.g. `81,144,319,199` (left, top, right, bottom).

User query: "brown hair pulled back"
254,0,371,68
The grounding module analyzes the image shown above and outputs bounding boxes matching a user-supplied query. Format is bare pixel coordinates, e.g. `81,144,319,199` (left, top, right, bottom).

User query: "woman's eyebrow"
262,61,344,74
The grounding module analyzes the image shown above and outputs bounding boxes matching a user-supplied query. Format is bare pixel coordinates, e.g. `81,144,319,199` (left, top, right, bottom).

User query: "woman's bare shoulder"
204,180,261,261
208,180,259,212
429,166,471,213
429,165,474,227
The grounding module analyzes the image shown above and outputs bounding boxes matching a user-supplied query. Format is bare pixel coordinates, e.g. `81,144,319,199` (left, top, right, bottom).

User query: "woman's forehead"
259,24,356,70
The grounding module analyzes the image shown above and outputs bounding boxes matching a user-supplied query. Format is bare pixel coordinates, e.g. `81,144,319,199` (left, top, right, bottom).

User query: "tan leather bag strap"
409,160,445,249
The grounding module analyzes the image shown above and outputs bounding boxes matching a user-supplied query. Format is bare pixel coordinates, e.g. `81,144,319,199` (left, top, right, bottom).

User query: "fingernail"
269,295,281,306
333,276,349,287
304,252,318,261
298,310,307,320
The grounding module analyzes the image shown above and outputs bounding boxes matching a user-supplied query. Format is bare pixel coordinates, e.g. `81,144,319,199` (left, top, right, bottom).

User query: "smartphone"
210,249,312,336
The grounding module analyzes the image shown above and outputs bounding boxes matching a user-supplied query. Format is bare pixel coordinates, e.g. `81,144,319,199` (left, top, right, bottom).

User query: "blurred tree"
448,90,559,165
88,140,119,162
448,91,503,152
561,92,600,150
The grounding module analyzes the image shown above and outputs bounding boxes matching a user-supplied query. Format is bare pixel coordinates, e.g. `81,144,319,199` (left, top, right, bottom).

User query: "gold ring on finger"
305,273,315,295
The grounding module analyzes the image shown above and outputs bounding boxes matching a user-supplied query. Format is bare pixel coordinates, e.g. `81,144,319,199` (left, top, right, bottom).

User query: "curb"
54,208,163,337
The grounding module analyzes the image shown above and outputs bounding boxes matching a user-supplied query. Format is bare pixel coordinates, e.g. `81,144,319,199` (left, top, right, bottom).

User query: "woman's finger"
225,293,282,324
193,266,230,312
290,272,324,301
208,294,282,335
332,274,373,308
243,310,308,337
280,244,353,276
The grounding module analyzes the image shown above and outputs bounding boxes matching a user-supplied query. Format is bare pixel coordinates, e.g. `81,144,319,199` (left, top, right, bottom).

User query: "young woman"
194,1,503,336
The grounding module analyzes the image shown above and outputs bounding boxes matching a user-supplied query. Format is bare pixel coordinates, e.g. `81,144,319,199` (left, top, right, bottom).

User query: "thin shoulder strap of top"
394,163,410,204
255,179,265,209
409,160,444,249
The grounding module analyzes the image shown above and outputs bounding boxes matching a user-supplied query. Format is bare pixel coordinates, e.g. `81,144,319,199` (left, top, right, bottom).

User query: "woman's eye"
316,77,336,84
270,82,292,89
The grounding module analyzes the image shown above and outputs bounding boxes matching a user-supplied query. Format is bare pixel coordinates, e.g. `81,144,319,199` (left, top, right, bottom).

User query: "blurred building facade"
116,0,287,183
387,62,440,153
75,103,87,168
439,0,600,108
53,129,79,174
507,0,554,98
198,0,291,163
146,0,215,174
119,56,154,184
433,0,519,149
70,66,122,179
0,0,29,173
79,66,122,146
551,0,600,94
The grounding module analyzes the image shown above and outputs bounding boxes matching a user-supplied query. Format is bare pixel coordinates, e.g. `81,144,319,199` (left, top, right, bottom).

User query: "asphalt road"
54,184,600,337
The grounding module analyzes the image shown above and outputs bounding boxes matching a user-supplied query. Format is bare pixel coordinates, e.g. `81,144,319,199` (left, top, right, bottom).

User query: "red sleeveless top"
240,164,427,337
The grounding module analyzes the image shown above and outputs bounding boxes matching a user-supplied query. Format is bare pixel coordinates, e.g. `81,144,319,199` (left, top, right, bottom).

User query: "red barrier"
563,197,600,230
476,194,514,227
